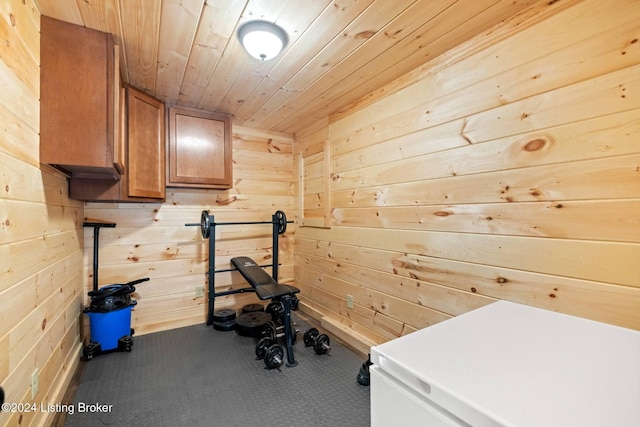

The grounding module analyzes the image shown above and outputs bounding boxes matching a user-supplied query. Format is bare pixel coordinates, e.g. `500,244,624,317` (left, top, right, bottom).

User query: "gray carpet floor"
63,316,370,426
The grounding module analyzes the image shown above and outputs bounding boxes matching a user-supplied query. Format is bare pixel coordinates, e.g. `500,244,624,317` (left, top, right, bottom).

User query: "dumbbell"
303,328,331,355
263,320,298,344
265,296,300,324
255,337,284,369
265,301,284,324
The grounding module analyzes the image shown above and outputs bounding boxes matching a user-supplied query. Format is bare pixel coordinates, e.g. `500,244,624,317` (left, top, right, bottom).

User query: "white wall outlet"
31,368,39,399
347,294,354,309
195,286,204,298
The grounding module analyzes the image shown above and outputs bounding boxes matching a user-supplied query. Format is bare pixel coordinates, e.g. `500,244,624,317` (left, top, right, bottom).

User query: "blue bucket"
88,305,133,351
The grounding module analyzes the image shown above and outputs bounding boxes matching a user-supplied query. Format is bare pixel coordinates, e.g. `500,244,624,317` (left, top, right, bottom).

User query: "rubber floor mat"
64,316,370,427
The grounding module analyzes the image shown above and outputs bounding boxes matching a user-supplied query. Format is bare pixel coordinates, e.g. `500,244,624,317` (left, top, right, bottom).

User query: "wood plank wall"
0,1,85,426
294,0,640,355
84,126,295,336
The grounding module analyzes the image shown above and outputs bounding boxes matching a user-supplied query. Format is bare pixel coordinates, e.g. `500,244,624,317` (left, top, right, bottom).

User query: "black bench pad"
231,256,299,300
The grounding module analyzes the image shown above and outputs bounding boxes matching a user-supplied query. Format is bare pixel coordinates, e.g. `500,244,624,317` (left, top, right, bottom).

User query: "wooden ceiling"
36,0,537,135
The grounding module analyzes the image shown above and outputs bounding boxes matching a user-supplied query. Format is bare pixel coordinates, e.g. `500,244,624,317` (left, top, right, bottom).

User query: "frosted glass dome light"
238,21,288,61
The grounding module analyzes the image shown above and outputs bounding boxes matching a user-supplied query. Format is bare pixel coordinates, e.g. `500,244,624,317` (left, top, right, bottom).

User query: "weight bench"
231,256,300,367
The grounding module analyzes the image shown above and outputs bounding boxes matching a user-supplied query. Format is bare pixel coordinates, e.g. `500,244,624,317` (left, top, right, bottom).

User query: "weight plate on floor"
241,303,264,314
235,312,271,337
212,309,237,323
213,319,236,332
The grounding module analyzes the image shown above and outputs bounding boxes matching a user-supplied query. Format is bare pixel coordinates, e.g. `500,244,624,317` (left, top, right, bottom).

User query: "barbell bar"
185,210,292,239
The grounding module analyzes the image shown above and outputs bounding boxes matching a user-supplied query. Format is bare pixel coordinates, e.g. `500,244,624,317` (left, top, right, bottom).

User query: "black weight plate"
265,301,284,323
201,210,211,239
241,303,264,314
263,320,278,341
255,337,273,359
264,344,284,369
235,312,271,337
212,309,237,323
213,320,236,332
290,295,299,311
265,301,282,314
275,210,287,234
314,334,331,355
303,328,319,347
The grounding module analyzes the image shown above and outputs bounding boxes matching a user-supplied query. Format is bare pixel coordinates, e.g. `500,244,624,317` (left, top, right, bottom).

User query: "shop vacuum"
82,221,149,360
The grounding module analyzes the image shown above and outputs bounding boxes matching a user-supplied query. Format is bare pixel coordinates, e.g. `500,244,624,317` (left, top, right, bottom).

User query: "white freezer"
370,301,640,427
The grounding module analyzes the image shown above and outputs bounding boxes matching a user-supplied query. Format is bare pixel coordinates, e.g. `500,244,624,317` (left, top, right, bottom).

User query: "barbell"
186,210,291,239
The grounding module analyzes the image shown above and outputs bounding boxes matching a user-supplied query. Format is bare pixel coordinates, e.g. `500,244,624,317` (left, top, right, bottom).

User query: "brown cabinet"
40,16,123,179
127,87,166,199
167,107,232,189
69,86,165,202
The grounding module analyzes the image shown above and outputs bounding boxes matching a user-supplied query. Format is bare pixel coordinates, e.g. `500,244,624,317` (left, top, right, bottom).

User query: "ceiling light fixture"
237,20,288,61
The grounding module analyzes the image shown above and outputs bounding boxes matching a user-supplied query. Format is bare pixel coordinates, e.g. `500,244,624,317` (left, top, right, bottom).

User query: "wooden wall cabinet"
167,107,232,189
40,16,123,179
69,86,165,202
127,87,166,199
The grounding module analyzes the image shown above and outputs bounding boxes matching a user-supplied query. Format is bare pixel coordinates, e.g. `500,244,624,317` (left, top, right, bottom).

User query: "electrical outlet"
347,294,354,309
195,286,204,298
31,368,39,399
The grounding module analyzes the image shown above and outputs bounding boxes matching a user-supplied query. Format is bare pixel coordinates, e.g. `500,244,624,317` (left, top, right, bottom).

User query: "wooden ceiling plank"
248,0,455,130
249,0,416,126
282,0,421,93
176,0,246,108
119,0,161,93
322,0,538,119
282,0,586,134
75,0,116,33
270,0,492,131
74,0,128,82
194,0,296,112
213,0,333,118
36,0,83,25
230,0,374,125
330,0,579,123
155,0,204,105
270,0,531,133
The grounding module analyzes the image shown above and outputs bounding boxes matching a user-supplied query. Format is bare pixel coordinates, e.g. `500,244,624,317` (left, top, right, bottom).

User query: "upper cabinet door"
167,107,233,189
127,87,166,199
40,16,121,180
68,86,166,202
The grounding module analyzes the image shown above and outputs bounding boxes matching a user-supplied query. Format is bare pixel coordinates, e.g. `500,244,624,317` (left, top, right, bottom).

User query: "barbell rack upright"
206,213,216,325
198,211,288,326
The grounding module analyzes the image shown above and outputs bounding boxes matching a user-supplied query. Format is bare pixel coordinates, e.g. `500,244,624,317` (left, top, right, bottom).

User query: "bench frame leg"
281,296,298,367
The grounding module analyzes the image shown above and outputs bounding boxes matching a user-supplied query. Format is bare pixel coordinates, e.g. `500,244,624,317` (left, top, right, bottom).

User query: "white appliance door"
370,365,469,427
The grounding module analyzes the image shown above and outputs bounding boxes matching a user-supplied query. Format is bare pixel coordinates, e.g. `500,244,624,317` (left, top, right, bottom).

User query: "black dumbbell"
302,327,331,355
263,320,298,344
265,301,284,324
255,337,284,369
